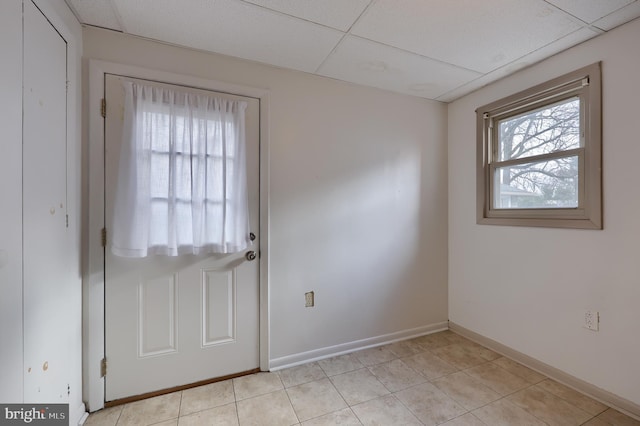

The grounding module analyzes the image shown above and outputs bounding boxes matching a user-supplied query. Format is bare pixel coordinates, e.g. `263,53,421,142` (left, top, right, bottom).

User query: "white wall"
448,17,640,408
82,27,449,366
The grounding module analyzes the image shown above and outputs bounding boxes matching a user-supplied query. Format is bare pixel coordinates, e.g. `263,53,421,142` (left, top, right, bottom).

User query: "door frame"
84,59,271,411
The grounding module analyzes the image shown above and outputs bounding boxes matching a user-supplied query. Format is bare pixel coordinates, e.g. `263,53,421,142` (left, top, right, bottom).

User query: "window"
476,62,602,229
145,108,240,248
111,81,251,257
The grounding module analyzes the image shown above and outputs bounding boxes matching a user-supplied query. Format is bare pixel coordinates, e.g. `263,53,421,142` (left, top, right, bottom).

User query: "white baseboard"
269,322,448,371
74,402,88,426
449,322,640,421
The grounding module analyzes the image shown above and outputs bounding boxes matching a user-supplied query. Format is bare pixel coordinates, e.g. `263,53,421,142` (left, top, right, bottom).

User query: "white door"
104,75,260,401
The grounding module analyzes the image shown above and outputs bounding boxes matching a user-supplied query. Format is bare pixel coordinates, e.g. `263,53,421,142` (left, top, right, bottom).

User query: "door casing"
84,60,271,411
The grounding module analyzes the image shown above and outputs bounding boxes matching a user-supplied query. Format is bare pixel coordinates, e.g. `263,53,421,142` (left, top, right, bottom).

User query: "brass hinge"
100,358,107,377
101,228,107,247
101,98,106,118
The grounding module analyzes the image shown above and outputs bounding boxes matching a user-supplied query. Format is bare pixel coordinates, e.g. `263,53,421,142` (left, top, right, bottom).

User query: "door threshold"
104,368,261,408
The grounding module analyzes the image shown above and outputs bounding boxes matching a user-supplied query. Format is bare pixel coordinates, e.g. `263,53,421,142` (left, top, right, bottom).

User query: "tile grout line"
510,382,600,426
176,390,183,420
533,379,610,418
436,376,495,413
114,406,123,426
231,377,240,426
389,388,432,425
89,332,634,426
327,376,351,416
277,371,301,425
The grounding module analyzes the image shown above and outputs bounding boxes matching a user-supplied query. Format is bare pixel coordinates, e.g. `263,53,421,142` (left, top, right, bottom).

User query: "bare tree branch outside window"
476,62,601,229
496,97,580,208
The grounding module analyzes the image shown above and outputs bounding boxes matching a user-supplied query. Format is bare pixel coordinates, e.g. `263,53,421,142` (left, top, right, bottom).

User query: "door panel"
22,0,70,402
104,75,260,401
0,0,23,402
138,276,178,357
203,269,236,346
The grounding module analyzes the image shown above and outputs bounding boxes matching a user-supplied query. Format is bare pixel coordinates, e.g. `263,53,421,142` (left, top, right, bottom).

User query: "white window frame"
476,62,602,229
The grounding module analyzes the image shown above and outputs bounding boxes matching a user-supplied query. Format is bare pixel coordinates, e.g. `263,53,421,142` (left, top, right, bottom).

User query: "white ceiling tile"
69,0,638,102
436,27,601,102
241,0,371,31
546,0,634,24
66,0,122,30
593,1,640,30
113,0,343,73
351,0,583,73
317,36,481,99
507,26,601,70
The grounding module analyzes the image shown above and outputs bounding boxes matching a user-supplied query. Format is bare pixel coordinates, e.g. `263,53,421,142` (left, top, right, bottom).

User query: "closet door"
22,0,70,402
0,0,24,403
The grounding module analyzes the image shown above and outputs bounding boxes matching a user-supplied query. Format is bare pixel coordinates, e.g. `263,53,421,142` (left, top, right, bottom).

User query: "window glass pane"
150,152,169,199
203,202,223,242
494,156,579,209
147,111,170,152
175,149,191,200
175,201,193,246
149,200,169,246
498,97,580,161
206,157,224,201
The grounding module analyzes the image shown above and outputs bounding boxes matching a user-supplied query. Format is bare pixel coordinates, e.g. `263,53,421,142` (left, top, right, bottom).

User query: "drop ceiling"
65,0,640,102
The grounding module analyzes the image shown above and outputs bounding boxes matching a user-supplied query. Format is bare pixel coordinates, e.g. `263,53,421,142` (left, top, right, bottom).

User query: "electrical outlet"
305,291,314,307
584,310,599,331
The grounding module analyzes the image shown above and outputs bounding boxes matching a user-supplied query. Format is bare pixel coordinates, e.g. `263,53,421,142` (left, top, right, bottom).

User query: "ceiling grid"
66,0,640,102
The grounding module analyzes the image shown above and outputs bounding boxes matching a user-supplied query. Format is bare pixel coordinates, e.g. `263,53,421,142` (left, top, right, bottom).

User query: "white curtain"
111,81,250,257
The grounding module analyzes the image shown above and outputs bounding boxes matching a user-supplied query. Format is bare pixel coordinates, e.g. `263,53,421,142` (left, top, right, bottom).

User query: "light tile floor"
85,331,640,426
